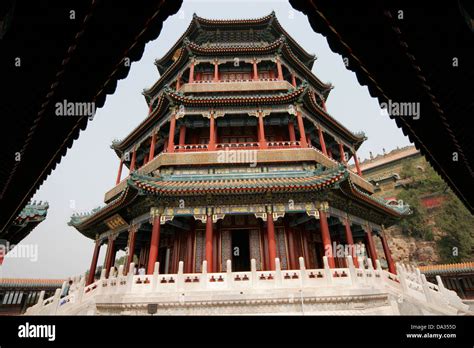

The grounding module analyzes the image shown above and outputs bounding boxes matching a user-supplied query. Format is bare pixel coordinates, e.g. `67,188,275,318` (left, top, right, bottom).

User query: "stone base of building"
25,257,472,316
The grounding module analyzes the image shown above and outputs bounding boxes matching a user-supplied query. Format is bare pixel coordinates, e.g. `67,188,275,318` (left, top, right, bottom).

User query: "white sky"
1,0,410,279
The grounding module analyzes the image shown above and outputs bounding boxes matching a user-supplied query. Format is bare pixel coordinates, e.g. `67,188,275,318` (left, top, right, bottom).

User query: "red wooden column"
208,112,216,150
288,121,296,142
213,61,219,82
205,213,214,272
295,109,307,147
380,231,396,274
179,124,186,147
87,240,101,285
189,60,195,83
126,226,137,274
285,220,297,269
266,211,277,271
339,142,347,165
257,111,267,149
319,209,335,268
365,226,378,266
104,236,115,278
317,126,328,156
353,151,362,176
148,131,156,162
343,218,358,267
115,158,123,185
147,215,161,274
276,56,283,80
176,75,181,90
185,221,195,273
321,98,327,112
167,114,176,153
129,148,137,171
252,59,259,80
291,73,296,87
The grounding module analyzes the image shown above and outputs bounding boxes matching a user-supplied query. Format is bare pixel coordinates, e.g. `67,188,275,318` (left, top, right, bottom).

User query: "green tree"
436,192,474,262
396,160,473,261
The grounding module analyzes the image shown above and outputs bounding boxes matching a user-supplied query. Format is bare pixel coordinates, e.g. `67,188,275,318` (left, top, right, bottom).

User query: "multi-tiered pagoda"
70,12,409,287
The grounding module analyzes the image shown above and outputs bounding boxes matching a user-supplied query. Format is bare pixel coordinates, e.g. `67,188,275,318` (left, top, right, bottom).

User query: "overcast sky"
1,0,410,279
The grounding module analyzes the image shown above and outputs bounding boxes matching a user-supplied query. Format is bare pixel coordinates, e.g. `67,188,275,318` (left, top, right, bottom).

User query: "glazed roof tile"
419,262,474,276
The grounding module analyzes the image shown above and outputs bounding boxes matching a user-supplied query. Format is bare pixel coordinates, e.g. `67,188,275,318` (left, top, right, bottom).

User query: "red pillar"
354,152,362,176
147,215,161,274
148,132,156,162
126,227,137,274
339,143,347,164
115,158,123,185
318,126,328,156
285,222,297,270
276,57,283,80
365,227,378,265
288,229,297,269
208,113,216,150
301,230,312,268
167,114,176,153
296,110,307,147
258,113,267,149
291,73,296,87
87,240,101,285
266,213,277,271
179,124,186,147
205,215,214,272
213,61,219,82
321,98,327,112
288,121,296,142
252,60,259,80
343,218,358,268
189,60,195,83
105,237,115,278
129,148,137,172
380,232,396,274
185,222,195,273
319,209,335,268
176,75,181,90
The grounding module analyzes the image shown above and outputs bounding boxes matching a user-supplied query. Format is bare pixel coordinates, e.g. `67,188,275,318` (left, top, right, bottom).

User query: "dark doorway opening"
231,229,250,271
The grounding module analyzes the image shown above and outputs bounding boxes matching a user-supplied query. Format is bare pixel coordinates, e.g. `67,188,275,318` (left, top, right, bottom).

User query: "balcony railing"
216,142,260,150
267,140,300,149
192,78,279,84
174,144,208,152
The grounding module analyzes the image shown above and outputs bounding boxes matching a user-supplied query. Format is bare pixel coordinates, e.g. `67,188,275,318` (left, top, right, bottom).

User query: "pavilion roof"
144,35,331,102
0,278,64,290
164,83,309,107
359,146,420,172
69,165,408,238
155,12,316,75
419,262,474,276
14,202,49,224
128,166,349,195
1,202,49,252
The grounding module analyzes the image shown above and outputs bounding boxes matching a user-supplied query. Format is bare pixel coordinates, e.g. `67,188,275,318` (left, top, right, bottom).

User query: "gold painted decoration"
104,214,127,230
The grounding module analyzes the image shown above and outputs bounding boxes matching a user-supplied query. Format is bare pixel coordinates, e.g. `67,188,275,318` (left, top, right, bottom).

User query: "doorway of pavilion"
231,229,251,272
